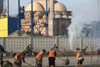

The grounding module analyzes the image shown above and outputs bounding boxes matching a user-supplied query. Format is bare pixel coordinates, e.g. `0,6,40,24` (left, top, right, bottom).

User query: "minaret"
48,0,57,36
95,0,99,22
49,0,55,18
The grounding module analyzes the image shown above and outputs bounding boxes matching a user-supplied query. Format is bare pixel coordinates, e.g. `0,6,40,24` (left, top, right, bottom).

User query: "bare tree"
91,46,93,65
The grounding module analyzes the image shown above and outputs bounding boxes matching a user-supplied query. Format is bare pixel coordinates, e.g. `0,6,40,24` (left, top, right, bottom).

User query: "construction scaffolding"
0,0,3,16
3,0,6,9
0,0,49,37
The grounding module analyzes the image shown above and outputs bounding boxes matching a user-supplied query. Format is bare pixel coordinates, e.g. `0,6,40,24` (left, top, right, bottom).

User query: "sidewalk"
3,56,100,67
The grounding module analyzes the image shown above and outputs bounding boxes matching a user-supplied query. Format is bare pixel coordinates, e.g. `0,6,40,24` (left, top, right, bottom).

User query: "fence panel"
32,37,56,51
57,37,70,51
73,38,82,51
3,37,30,52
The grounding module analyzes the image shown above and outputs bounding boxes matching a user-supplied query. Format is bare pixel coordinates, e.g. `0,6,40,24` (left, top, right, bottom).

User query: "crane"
0,9,8,18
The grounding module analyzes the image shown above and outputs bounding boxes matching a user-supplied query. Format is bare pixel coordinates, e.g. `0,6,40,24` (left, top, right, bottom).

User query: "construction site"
0,0,100,67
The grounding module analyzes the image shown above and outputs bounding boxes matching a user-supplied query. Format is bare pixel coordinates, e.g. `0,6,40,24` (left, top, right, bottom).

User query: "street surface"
3,56,100,67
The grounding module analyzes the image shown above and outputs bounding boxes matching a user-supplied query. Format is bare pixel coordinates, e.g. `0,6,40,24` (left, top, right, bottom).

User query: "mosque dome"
34,12,43,16
25,0,67,12
25,2,44,11
54,3,67,11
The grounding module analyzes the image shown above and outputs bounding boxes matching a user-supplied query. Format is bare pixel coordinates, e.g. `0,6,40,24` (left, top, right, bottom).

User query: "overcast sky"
8,0,98,17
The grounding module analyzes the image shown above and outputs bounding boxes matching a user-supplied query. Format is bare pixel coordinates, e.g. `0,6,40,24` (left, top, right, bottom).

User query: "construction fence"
0,37,99,52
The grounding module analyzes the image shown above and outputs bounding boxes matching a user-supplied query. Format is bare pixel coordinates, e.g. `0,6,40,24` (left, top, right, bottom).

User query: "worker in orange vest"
14,50,27,67
36,49,46,67
76,48,84,65
47,48,56,67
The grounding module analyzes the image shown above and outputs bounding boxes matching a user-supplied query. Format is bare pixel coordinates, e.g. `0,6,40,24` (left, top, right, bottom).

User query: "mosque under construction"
0,0,72,37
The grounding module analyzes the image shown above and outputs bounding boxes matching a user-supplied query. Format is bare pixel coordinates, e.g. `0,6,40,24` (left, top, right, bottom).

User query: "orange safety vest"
77,50,83,60
36,51,43,60
15,52,24,62
48,50,55,58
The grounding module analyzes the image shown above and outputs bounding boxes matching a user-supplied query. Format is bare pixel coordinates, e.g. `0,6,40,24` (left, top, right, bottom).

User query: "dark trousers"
36,61,42,67
36,58,42,67
0,52,3,66
49,57,55,67
14,61,22,67
78,59,83,65
27,50,32,56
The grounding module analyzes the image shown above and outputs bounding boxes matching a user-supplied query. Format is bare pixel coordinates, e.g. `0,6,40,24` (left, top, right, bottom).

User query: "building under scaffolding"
0,0,72,37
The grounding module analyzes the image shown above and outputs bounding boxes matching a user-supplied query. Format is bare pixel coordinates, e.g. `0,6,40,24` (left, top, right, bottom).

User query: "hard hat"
86,46,88,48
51,48,53,50
43,49,46,52
76,48,80,50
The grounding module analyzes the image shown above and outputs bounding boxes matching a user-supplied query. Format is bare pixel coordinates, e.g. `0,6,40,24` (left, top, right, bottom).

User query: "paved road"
3,56,100,67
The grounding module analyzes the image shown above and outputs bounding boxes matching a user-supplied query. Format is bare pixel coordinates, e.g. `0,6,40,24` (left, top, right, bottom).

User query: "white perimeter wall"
0,37,99,52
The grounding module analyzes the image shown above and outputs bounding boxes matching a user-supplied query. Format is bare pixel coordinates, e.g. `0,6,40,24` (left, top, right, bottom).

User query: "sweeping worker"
82,46,88,54
47,48,56,67
26,44,32,56
76,48,84,65
14,50,27,67
36,49,46,67
54,44,57,52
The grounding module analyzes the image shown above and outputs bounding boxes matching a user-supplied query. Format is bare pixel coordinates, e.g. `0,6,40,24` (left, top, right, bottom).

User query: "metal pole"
7,0,9,17
46,0,48,36
30,0,34,36
17,0,21,36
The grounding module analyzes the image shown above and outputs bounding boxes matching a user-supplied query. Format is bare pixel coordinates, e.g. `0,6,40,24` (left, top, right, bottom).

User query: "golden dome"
54,3,67,11
25,2,44,11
